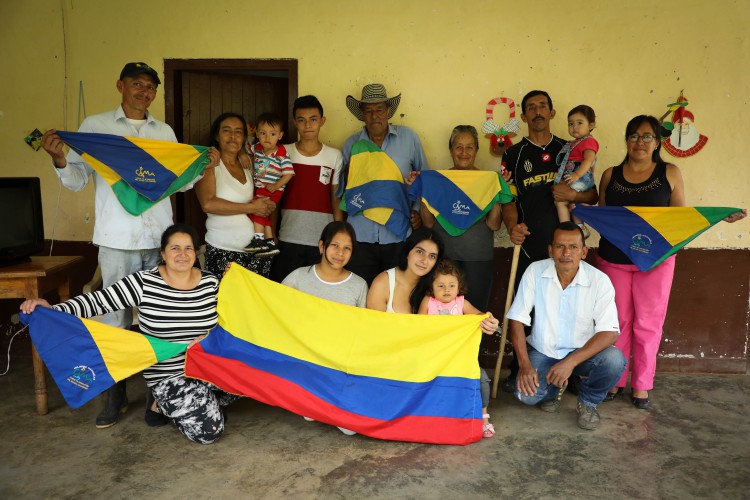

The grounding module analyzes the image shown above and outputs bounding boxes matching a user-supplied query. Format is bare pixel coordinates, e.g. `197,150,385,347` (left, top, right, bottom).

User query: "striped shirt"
53,268,219,387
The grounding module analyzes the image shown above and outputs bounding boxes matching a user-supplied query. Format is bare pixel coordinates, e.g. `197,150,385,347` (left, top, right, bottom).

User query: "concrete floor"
1,355,748,499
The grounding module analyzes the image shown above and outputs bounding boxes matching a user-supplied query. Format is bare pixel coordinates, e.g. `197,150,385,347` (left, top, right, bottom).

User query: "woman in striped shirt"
20,223,235,444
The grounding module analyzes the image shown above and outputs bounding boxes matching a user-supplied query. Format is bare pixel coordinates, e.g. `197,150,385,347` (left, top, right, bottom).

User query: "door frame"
163,58,298,142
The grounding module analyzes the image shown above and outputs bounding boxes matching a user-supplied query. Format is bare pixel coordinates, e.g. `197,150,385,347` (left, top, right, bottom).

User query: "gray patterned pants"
151,377,238,444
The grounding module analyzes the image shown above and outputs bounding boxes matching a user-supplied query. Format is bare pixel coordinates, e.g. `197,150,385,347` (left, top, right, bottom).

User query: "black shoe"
144,390,168,427
255,239,280,258
96,381,128,429
632,394,652,410
603,387,624,402
244,238,270,254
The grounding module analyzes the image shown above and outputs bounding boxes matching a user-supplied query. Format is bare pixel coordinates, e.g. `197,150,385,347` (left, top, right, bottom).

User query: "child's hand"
480,312,499,334
564,173,580,185
266,184,277,193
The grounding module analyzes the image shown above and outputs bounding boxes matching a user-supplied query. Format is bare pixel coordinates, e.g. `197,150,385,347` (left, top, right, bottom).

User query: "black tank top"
598,161,672,264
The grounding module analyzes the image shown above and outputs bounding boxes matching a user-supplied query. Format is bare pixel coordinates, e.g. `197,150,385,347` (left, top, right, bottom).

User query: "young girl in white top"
418,259,497,439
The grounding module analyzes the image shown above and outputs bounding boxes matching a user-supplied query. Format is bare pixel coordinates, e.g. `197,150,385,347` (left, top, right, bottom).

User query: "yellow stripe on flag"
436,170,501,209
629,207,709,246
217,265,482,382
81,153,122,187
347,150,403,189
126,137,202,177
83,318,158,381
362,207,394,225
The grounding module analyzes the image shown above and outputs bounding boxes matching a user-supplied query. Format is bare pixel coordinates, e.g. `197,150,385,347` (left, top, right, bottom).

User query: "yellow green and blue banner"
342,140,411,239
20,308,187,409
572,206,742,271
57,131,210,216
186,265,485,445
409,169,515,236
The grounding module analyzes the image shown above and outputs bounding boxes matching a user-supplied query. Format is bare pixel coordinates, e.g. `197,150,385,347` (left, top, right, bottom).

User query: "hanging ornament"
482,97,520,149
658,91,708,157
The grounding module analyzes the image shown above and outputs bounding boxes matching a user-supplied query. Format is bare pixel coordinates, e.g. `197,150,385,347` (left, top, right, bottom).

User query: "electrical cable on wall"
0,325,28,376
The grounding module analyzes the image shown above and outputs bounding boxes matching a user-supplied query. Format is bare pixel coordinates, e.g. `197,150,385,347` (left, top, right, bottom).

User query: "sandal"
482,413,495,438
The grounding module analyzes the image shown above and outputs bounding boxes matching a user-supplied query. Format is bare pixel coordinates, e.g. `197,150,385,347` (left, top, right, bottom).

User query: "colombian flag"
57,131,210,216
343,140,411,240
20,308,187,409
186,265,484,445
409,169,515,236
572,206,742,271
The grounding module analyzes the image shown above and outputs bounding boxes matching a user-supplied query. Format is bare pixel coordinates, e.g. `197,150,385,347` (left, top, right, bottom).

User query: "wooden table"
0,256,82,415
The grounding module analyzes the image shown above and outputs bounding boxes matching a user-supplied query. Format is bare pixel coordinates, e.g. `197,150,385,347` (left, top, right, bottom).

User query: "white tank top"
386,268,396,313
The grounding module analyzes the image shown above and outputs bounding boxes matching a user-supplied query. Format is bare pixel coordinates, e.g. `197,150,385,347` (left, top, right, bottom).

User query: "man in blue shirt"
341,83,427,284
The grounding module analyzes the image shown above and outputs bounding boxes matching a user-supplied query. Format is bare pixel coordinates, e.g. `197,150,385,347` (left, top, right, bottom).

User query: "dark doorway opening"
163,58,298,238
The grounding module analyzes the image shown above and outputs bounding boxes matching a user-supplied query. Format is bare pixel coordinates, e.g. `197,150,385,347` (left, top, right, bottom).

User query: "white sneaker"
303,416,315,422
337,426,357,436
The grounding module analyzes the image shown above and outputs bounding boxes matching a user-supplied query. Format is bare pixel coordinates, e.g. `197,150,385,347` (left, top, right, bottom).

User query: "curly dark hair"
428,259,468,297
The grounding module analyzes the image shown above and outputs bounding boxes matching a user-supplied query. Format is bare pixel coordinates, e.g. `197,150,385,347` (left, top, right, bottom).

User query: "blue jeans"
98,246,161,329
515,345,625,408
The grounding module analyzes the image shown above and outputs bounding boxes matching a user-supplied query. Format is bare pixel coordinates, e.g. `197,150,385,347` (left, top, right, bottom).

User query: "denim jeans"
98,246,161,329
516,344,625,408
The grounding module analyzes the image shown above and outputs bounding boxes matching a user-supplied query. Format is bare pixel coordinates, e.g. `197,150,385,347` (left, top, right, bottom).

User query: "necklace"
527,135,554,150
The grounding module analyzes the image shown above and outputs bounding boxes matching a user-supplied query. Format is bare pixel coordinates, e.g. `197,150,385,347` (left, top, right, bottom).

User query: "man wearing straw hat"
340,83,427,285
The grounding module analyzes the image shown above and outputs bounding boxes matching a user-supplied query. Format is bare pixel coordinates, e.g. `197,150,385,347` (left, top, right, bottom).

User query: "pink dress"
426,296,465,316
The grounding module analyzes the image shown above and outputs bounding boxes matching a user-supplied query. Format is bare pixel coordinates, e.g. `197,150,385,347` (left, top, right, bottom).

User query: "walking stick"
491,244,521,398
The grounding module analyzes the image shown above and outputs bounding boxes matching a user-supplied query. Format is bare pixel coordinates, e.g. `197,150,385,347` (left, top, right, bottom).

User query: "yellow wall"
2,0,748,246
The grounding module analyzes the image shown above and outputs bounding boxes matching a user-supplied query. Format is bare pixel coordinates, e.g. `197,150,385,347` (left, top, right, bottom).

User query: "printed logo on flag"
452,200,470,216
350,193,365,209
67,365,96,390
630,234,652,254
134,166,157,183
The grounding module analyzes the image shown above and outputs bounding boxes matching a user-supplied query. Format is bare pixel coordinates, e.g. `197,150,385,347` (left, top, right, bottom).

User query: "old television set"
0,177,44,266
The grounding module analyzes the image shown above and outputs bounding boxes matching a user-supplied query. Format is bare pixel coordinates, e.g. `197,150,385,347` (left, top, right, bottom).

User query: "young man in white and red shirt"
271,95,344,282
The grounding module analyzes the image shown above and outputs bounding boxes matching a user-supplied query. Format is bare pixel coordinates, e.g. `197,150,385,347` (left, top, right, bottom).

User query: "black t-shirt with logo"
502,136,567,263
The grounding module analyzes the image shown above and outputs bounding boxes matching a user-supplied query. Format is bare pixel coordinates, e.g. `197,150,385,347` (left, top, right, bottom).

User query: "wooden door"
163,59,298,240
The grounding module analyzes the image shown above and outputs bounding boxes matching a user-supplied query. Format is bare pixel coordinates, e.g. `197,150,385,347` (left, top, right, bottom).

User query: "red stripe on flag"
185,344,482,445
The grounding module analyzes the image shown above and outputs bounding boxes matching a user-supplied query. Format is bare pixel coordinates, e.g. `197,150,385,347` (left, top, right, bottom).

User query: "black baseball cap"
119,62,161,85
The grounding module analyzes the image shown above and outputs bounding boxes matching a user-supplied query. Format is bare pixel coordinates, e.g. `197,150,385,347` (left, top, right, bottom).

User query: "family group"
25,61,744,444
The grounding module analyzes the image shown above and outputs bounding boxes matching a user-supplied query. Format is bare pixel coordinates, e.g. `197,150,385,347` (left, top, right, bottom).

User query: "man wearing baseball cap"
340,83,428,285
40,62,179,429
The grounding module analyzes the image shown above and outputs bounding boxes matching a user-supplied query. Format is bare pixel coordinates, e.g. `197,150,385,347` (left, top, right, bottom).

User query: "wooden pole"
491,244,521,398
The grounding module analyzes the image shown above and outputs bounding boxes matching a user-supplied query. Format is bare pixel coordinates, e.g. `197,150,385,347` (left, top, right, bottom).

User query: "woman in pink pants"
596,115,685,410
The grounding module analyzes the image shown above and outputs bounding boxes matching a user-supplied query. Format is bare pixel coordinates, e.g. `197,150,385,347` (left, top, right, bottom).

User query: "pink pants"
596,255,675,391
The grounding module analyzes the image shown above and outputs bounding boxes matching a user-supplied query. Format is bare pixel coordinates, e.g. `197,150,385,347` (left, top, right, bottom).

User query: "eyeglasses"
627,133,656,143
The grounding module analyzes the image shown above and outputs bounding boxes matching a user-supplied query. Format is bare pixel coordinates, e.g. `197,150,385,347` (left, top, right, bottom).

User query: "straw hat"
346,84,401,121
